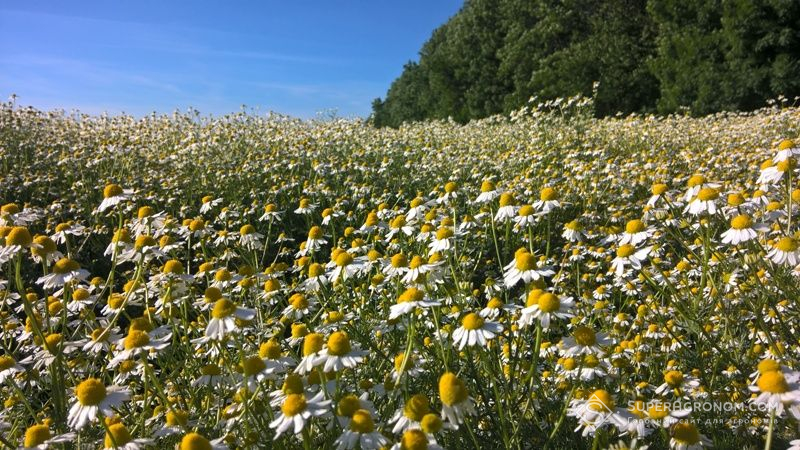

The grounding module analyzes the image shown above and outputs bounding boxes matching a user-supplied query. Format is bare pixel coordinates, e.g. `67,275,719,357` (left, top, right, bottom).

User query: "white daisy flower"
205,298,255,340
451,312,502,350
269,391,331,439
67,378,130,430
517,290,575,330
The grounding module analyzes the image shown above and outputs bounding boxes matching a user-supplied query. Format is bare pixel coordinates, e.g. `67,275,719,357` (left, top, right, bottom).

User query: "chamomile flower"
452,312,502,350
518,290,575,330
567,389,632,437
102,421,152,449
610,244,651,278
474,180,499,204
619,220,652,246
438,372,476,428
177,433,228,450
0,354,23,384
720,214,767,245
19,423,75,449
390,394,431,434
748,369,800,415
668,422,711,450
204,298,255,340
533,187,561,214
766,236,800,265
97,184,133,213
503,249,554,287
67,378,130,430
314,331,366,371
389,288,440,320
561,326,613,356
269,391,331,439
334,409,389,450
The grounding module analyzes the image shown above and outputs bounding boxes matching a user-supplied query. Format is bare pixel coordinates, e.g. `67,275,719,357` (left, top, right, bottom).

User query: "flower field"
2,98,800,449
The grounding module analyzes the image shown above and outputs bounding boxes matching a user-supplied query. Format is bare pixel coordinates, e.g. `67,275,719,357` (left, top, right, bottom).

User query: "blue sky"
0,1,463,118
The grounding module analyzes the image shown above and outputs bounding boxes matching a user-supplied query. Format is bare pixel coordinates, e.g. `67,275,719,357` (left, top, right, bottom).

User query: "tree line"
371,0,800,127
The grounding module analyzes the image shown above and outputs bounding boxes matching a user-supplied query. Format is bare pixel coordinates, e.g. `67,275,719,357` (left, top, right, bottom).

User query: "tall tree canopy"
372,0,800,127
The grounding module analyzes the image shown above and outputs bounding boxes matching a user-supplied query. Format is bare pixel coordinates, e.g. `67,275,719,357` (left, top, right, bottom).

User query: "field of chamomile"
3,96,800,450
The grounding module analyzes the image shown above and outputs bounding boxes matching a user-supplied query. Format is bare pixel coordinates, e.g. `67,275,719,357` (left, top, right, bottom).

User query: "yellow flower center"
775,237,798,252
588,389,614,411
537,293,561,313
671,422,700,444
134,235,157,251
282,374,304,395
180,433,212,450
162,260,184,274
337,394,361,417
189,219,205,232
515,253,536,271
404,394,431,421
326,331,352,356
32,235,57,256
214,269,231,282
757,359,781,374
103,184,123,198
335,252,354,267
281,394,307,416
651,183,668,195
779,139,796,150
687,174,705,188
0,355,16,371
616,244,635,258
137,206,153,218
104,423,132,448
290,293,309,310
540,187,557,201
211,298,236,319
439,372,468,406
241,356,266,376
308,226,323,239
526,289,543,307
349,409,375,433
0,203,19,215
201,364,222,376
573,326,597,346
664,370,684,387
436,227,453,240
518,205,534,216
391,253,408,268
52,258,80,274
647,403,670,420
562,358,577,370
730,215,752,230
76,378,107,406
625,220,646,234
461,313,484,330
696,187,719,201
728,193,745,206
303,333,324,356
259,340,282,360
398,287,424,304
166,409,189,427
487,297,504,309
480,180,495,192
43,333,62,353
124,329,150,350
24,424,51,447
757,370,789,393
499,192,516,207
777,158,796,172
420,413,442,433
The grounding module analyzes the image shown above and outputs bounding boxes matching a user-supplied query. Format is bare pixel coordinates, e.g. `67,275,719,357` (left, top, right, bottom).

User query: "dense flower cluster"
1,99,800,449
